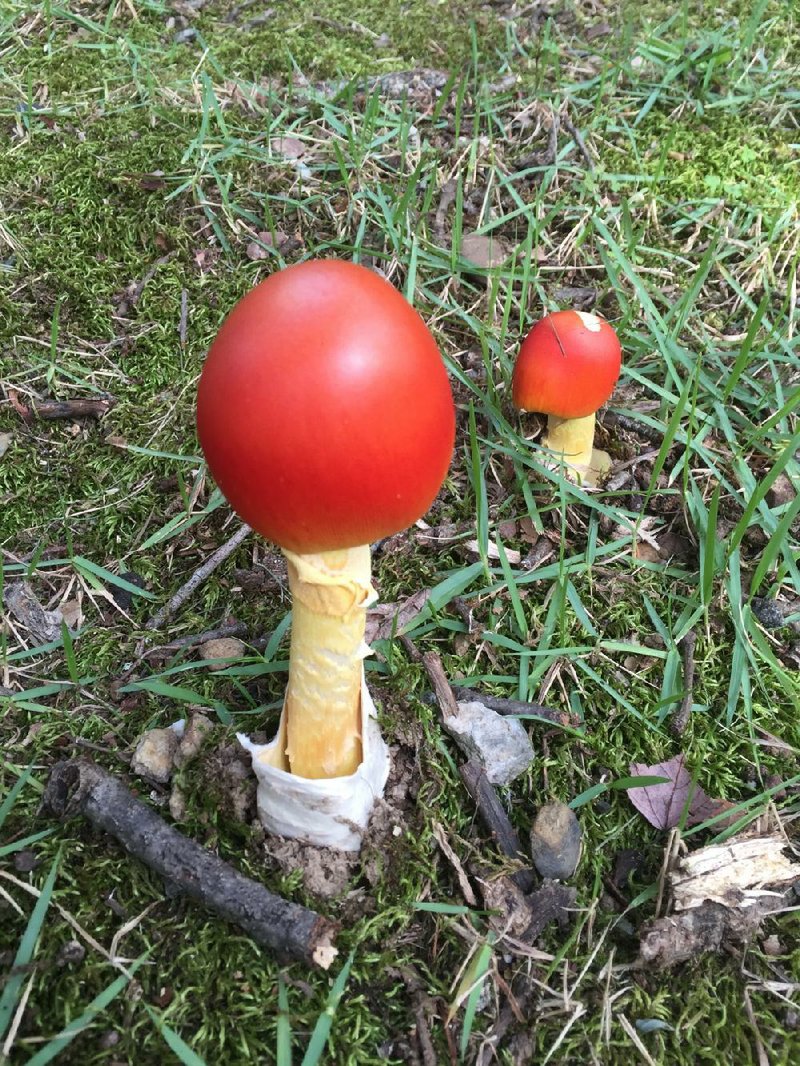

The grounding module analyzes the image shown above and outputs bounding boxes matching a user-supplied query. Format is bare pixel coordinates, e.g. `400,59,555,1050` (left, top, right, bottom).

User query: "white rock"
443,701,534,785
130,728,179,784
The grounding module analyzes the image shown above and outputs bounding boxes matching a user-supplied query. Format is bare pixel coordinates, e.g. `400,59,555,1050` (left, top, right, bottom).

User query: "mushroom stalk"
544,413,611,486
282,546,374,779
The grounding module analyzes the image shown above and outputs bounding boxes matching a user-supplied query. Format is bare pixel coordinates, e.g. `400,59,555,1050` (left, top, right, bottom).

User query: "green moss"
637,113,799,215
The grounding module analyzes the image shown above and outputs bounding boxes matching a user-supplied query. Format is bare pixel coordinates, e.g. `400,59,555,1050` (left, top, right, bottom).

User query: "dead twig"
459,760,534,893
145,524,252,630
33,397,117,421
422,651,458,719
671,629,697,736
601,409,665,446
432,178,458,241
450,686,579,728
559,104,594,170
113,623,250,688
42,759,338,969
179,289,188,348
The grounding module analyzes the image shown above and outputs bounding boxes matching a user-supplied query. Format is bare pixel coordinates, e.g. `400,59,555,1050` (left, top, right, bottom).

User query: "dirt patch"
200,742,257,824
256,741,422,901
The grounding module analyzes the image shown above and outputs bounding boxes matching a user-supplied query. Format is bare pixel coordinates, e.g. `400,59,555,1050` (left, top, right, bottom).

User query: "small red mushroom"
512,310,621,486
197,260,455,781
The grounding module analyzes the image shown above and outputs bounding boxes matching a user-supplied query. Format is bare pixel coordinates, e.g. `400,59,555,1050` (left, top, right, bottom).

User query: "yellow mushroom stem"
544,412,611,487
281,545,374,779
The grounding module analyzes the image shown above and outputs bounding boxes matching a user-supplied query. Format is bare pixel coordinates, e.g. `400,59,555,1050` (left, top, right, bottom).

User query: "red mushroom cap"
512,310,621,420
197,260,455,554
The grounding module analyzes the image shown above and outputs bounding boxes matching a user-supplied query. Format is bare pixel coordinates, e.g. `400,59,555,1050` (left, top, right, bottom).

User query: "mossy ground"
2,0,800,1062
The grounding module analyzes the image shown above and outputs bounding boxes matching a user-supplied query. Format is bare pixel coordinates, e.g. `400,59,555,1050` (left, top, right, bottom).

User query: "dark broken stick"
33,397,117,420
113,622,251,688
459,759,534,893
42,759,338,970
145,524,252,630
671,629,698,736
450,686,579,728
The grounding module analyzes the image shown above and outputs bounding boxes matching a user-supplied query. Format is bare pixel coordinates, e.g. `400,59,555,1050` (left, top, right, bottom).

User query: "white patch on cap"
575,311,602,332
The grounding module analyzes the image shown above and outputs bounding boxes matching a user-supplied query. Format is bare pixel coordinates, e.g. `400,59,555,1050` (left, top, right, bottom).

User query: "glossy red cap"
197,260,456,554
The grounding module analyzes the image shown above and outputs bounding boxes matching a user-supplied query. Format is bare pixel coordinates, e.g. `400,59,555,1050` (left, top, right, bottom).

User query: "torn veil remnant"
197,259,455,850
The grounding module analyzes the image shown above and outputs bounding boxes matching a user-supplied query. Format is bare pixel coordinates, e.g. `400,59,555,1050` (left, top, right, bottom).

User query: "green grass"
2,0,800,1062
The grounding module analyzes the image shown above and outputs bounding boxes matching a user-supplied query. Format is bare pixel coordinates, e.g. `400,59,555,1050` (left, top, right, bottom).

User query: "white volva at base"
238,673,390,852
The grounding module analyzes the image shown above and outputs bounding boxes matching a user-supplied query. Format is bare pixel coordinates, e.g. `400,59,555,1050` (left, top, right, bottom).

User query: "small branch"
432,178,457,241
601,410,665,447
179,289,188,348
32,397,117,421
145,524,252,630
42,760,338,969
113,623,250,688
671,629,698,736
450,686,579,728
559,104,594,171
422,651,458,718
459,759,534,893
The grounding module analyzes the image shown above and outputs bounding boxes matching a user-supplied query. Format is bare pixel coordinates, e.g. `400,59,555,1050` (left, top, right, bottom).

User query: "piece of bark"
670,833,800,912
41,760,338,969
638,893,792,970
524,879,577,940
638,833,800,969
459,759,534,892
477,873,537,938
3,581,64,643
422,651,458,719
33,397,116,420
450,686,578,728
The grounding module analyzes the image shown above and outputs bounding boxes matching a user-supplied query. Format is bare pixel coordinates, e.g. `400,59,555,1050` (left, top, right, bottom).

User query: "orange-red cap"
512,310,621,420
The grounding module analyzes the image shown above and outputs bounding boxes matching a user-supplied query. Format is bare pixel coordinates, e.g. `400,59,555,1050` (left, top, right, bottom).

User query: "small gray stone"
443,701,534,785
174,712,214,768
130,728,179,784
530,802,582,881
169,784,187,822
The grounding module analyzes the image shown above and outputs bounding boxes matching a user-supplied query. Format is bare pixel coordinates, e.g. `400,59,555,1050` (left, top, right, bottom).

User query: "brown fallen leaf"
518,517,538,544
270,136,308,160
364,589,431,644
458,233,510,271
633,540,661,563
627,755,733,831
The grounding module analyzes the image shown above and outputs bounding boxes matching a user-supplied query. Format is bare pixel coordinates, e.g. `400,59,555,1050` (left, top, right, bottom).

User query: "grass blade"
300,952,354,1066
26,958,145,1066
0,851,61,1042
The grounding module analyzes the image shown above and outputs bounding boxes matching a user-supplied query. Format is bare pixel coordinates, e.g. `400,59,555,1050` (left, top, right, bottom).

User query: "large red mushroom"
512,310,621,486
197,260,455,844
